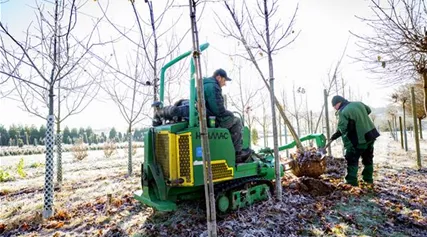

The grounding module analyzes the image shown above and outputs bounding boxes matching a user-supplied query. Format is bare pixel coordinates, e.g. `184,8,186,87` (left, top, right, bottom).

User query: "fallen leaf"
112,199,123,208
46,221,64,229
0,223,6,233
54,210,71,220
21,222,30,231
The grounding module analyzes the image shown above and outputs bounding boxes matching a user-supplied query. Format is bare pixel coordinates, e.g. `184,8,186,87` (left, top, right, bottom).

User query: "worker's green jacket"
335,101,380,150
201,77,234,124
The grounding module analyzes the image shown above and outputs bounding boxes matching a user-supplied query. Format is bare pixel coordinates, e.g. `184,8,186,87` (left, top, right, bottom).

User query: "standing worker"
329,95,380,186
203,69,251,162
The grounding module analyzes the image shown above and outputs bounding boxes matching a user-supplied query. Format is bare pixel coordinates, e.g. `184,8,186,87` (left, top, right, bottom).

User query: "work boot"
362,164,374,184
345,166,359,186
236,149,252,163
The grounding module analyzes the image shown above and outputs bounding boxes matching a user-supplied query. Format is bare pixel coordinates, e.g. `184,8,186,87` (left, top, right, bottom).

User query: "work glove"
330,130,342,141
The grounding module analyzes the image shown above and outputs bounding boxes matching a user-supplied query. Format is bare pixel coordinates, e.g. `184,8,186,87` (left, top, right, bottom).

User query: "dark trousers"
344,142,374,167
219,117,243,153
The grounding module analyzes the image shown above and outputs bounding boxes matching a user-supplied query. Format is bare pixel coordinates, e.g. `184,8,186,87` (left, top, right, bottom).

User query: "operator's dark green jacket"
202,77,234,124
336,101,380,150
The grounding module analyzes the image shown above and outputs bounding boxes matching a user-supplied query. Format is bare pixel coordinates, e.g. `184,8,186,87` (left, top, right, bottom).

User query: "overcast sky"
0,0,396,132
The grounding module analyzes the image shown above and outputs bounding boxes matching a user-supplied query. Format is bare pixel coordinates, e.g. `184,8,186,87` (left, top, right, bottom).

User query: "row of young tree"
0,0,189,219
0,124,145,146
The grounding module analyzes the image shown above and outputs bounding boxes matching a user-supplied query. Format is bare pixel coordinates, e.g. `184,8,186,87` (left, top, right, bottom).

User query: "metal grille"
155,133,170,179
212,162,233,181
178,135,191,182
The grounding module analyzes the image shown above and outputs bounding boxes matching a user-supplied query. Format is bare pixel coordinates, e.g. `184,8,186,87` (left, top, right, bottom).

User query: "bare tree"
217,0,300,143
352,0,427,115
0,0,106,218
92,0,188,176
217,0,300,200
227,59,264,131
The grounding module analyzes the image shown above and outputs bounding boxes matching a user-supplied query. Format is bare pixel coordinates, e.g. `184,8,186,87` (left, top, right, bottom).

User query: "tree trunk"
403,103,408,151
189,1,217,235
422,71,427,116
128,125,133,176
292,84,300,137
263,110,268,147
399,116,404,149
388,120,396,140
56,82,62,185
43,86,56,219
411,87,422,169
223,6,303,150
324,89,332,155
43,0,60,218
263,0,281,201
278,116,282,145
394,115,398,142
310,110,313,134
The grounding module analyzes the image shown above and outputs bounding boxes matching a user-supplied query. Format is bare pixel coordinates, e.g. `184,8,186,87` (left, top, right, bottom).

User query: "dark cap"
213,68,232,81
331,95,346,106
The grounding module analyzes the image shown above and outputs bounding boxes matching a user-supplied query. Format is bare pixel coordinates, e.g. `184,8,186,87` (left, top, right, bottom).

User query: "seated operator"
203,69,251,162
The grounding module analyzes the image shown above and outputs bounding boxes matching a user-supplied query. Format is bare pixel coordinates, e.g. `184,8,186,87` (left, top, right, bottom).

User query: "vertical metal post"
411,87,422,169
188,1,217,236
324,89,331,155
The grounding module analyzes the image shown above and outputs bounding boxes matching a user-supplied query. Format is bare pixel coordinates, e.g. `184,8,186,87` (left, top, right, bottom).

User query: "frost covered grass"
0,135,426,236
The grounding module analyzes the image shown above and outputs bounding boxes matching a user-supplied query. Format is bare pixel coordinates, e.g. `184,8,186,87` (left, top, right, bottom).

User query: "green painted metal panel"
231,184,269,210
234,163,259,178
134,189,177,211
180,127,235,186
258,133,327,154
154,122,188,133
242,126,250,149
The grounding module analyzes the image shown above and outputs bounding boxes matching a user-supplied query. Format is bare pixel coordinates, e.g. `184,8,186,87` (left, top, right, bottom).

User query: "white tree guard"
43,115,55,218
56,133,63,184
128,132,132,176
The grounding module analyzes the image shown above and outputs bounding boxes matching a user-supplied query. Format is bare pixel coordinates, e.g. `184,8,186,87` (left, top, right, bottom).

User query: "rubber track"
214,176,274,199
